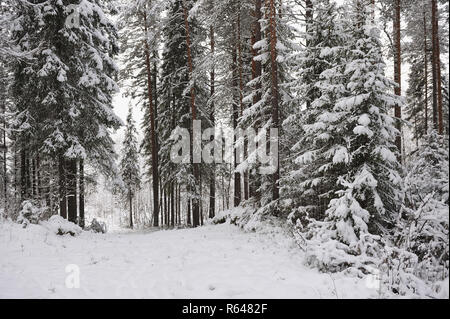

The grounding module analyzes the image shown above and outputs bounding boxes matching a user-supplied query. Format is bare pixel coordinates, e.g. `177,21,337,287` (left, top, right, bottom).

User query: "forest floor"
0,221,379,298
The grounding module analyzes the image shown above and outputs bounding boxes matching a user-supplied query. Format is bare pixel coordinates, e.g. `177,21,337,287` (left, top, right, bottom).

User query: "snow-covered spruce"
120,105,141,229
395,130,449,286
282,0,348,223
9,0,121,222
295,3,403,276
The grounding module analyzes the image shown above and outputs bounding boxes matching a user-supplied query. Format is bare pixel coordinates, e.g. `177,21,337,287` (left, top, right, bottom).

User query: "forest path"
0,223,376,298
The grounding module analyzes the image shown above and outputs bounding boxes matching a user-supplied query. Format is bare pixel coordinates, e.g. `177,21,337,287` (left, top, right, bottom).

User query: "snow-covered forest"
0,0,448,299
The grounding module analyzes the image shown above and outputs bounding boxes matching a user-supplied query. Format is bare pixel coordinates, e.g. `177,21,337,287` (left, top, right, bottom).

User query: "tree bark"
182,0,200,227
209,25,216,219
431,0,443,134
171,182,175,227
393,0,402,159
79,159,85,228
20,150,26,201
58,155,67,219
129,191,133,229
232,18,242,208
2,108,6,210
25,156,31,198
250,0,263,203
268,0,280,202
36,154,41,198
143,11,160,227
305,0,313,111
67,159,77,223
31,158,36,197
237,12,249,201
423,7,429,134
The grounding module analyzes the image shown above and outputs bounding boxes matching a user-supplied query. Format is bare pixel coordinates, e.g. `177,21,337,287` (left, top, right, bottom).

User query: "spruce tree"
302,1,403,274
398,130,449,282
120,105,141,229
10,0,121,222
282,0,348,223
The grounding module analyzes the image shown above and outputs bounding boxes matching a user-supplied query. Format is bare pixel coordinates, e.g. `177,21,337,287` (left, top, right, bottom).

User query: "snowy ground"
0,221,381,299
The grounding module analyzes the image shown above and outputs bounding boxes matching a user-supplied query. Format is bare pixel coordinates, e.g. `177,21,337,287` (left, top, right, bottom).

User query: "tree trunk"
25,156,31,198
58,155,67,219
2,110,6,210
36,154,41,198
268,0,280,202
67,159,77,223
79,159,85,228
237,12,249,202
143,11,160,227
177,184,181,225
187,194,191,226
393,0,402,159
305,0,313,106
14,149,18,199
31,159,36,197
250,0,263,203
129,191,133,229
209,25,216,219
431,0,443,134
171,182,175,227
182,0,200,227
232,19,242,208
423,7,429,134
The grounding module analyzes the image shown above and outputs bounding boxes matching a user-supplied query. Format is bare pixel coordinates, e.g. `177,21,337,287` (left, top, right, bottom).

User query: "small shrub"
40,215,82,236
86,218,107,233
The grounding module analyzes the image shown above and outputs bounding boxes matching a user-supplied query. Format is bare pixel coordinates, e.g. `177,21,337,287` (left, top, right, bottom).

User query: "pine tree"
120,105,141,229
119,0,165,227
239,0,295,211
431,0,444,134
158,0,206,227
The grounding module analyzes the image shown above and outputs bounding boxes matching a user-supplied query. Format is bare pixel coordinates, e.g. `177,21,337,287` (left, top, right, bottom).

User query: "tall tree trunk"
187,194,191,226
250,0,263,203
79,159,85,228
423,7,429,134
232,19,242,208
129,191,133,229
31,159,36,197
431,0,443,135
2,109,7,209
163,186,167,226
58,155,67,219
268,0,280,202
67,159,77,223
25,156,31,198
209,25,216,219
171,182,175,227
237,11,249,201
36,154,41,198
393,0,402,159
143,11,160,227
305,0,313,107
177,184,181,225
14,149,18,199
182,0,200,227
